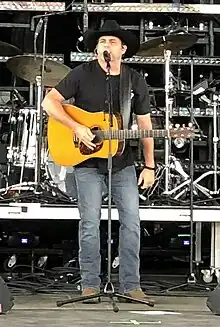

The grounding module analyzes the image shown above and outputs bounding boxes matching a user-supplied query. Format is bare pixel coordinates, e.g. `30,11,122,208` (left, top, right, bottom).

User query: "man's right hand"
74,124,96,150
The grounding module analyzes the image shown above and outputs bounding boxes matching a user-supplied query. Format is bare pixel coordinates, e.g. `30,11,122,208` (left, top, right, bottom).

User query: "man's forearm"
142,138,155,167
42,92,80,132
136,113,155,167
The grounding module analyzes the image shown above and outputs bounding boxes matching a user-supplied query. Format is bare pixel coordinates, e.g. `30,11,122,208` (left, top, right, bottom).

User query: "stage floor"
2,293,219,326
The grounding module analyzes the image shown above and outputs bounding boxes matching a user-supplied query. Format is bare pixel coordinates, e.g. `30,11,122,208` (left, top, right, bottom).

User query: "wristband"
144,165,155,171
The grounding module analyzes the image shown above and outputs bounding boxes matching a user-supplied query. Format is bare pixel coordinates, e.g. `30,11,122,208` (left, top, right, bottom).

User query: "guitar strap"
119,64,132,129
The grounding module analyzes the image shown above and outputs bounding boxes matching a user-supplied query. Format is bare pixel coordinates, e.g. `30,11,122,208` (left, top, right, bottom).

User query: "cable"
10,264,79,274
4,263,80,295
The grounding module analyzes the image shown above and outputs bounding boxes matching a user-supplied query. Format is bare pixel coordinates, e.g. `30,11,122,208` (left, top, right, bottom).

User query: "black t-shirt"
55,60,151,174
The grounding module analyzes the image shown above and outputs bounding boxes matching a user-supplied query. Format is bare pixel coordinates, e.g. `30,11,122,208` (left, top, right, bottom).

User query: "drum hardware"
6,113,16,183
138,156,219,205
138,32,198,193
10,89,27,108
18,109,36,191
0,40,22,56
138,156,191,204
165,156,219,200
0,182,36,196
6,109,37,185
0,24,71,201
163,49,173,193
0,164,8,190
166,92,220,200
212,94,219,194
3,14,71,195
138,163,166,202
0,178,73,203
44,157,68,194
35,75,43,187
6,55,71,89
137,33,198,57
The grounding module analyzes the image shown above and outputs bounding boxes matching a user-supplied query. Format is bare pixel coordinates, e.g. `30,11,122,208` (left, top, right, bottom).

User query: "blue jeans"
74,165,140,293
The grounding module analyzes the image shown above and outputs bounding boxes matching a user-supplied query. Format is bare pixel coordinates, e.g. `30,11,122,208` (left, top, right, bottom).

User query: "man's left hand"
138,168,155,189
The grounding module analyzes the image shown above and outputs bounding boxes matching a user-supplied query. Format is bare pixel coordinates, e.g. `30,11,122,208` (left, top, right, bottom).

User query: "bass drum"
45,155,108,201
45,155,78,200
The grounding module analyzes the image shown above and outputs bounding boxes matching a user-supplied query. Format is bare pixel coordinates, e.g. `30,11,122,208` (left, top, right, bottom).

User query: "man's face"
96,35,127,62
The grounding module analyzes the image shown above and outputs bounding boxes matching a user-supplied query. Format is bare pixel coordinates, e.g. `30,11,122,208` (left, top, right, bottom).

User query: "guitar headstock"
169,123,195,139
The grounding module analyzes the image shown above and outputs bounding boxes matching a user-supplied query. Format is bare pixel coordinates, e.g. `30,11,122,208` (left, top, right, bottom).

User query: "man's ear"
122,44,127,55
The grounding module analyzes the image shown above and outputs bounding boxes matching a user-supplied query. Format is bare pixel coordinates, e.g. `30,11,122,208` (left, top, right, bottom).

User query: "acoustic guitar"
47,104,194,166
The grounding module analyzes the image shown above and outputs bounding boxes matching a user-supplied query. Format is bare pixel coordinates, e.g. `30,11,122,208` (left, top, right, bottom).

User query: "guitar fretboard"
95,129,168,140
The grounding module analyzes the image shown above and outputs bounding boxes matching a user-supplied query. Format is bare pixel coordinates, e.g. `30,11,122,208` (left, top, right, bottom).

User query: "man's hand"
74,124,96,150
138,168,155,189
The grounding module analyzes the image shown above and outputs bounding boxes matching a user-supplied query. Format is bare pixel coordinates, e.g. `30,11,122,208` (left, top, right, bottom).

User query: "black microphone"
34,18,43,58
103,50,111,62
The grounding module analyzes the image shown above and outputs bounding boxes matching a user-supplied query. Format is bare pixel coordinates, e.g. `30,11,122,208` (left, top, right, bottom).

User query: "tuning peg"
182,124,186,128
169,124,173,129
175,123,180,129
188,122,193,128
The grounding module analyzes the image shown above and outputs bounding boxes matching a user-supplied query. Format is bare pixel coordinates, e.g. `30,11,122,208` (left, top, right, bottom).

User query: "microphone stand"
56,54,154,311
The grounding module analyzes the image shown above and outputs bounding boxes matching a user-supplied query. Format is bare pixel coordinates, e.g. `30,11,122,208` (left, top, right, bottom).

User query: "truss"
71,2,220,15
70,52,220,66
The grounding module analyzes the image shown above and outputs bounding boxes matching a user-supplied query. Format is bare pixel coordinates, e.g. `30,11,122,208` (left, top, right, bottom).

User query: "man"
42,20,155,303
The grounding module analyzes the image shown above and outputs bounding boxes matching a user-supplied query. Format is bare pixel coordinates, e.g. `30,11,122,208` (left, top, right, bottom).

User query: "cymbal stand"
18,110,30,192
210,96,220,282
160,60,211,295
212,94,219,194
35,16,48,188
35,75,43,185
164,49,173,193
6,112,16,185
6,89,24,186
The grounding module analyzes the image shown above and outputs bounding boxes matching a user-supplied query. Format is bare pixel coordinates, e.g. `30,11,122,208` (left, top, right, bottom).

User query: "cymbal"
0,41,22,56
137,33,198,56
6,55,71,87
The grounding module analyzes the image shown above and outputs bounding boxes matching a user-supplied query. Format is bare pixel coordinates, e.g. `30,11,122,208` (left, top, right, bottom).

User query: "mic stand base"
56,282,154,312
159,273,210,296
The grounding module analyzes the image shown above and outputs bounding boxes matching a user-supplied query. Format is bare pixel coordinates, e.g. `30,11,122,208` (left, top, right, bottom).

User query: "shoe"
82,288,101,304
122,288,155,306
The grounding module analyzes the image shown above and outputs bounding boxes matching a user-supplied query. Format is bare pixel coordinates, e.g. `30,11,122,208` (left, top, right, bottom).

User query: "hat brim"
83,29,139,58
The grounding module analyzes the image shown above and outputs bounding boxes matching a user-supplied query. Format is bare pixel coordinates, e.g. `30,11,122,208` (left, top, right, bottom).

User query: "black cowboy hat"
83,20,139,58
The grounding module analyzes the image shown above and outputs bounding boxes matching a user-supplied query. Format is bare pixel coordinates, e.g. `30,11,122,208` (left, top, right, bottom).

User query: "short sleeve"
132,71,151,115
55,65,82,100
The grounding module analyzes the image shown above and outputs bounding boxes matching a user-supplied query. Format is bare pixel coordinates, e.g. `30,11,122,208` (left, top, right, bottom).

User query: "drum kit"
137,33,220,201
0,31,199,200
0,40,71,197
137,32,198,194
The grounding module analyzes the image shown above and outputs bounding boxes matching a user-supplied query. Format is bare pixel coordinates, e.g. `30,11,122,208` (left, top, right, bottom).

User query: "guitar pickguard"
79,142,103,155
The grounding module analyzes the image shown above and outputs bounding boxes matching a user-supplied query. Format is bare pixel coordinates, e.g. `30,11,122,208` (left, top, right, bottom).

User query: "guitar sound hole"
91,127,102,144
79,127,103,155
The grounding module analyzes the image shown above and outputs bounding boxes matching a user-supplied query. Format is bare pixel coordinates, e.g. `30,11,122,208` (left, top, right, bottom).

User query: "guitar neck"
95,129,168,140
